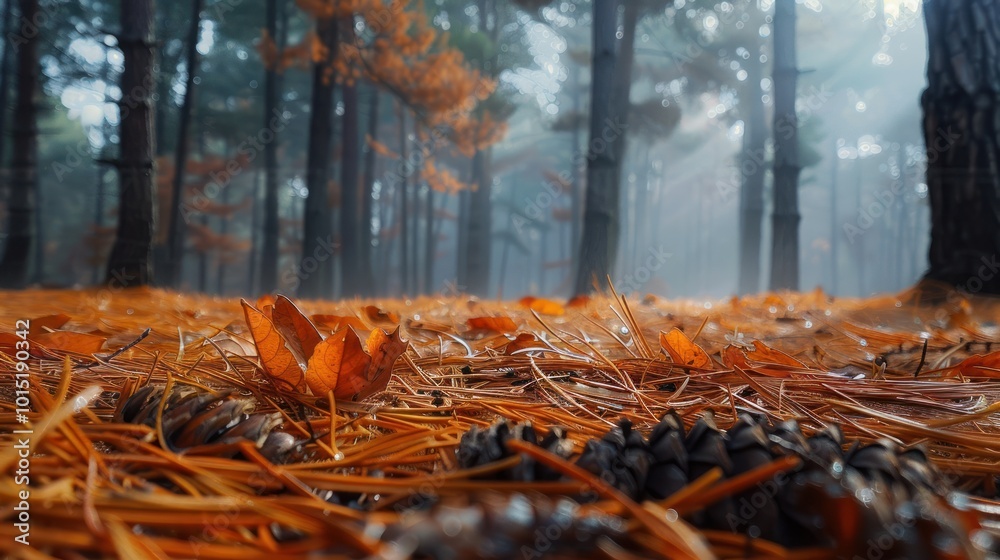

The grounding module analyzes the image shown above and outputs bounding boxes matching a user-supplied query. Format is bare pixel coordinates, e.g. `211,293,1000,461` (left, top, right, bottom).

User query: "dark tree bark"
0,0,14,173
259,0,282,294
737,50,767,294
464,148,492,295
573,0,619,295
461,0,500,297
0,0,39,288
359,85,379,294
609,0,639,251
768,0,801,291
165,0,204,288
339,71,362,296
105,0,157,287
920,0,1000,294
300,17,338,298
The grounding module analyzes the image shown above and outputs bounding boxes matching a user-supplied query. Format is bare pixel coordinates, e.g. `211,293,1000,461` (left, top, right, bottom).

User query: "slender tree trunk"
768,0,800,291
359,85,378,294
165,0,203,288
216,177,228,295
573,0,619,296
105,0,157,286
610,0,639,266
424,179,434,293
0,0,38,287
339,69,362,296
300,17,338,298
569,64,583,282
920,0,1000,294
259,0,281,293
737,50,767,295
829,140,839,295
465,148,492,295
398,106,409,295
0,0,14,173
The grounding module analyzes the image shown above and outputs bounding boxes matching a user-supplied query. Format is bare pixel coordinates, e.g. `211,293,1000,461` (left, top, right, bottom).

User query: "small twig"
913,338,928,378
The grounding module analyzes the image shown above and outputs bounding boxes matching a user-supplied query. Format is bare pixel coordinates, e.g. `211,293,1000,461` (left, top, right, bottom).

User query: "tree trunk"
398,106,410,295
423,140,435,293
464,148,492,295
259,0,281,294
300,17,338,298
920,0,1000,294
0,0,14,174
573,0,619,296
165,0,203,288
0,0,38,288
105,0,157,287
737,50,767,295
359,85,378,294
339,69,362,296
609,0,639,262
569,64,583,284
768,0,800,291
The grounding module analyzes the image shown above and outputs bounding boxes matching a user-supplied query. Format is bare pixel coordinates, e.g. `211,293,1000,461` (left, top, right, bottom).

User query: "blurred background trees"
0,0,938,299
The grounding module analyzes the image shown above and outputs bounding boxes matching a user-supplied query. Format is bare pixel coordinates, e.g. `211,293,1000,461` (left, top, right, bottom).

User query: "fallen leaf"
360,327,407,400
519,296,565,316
951,351,1000,378
31,331,106,355
29,314,72,337
467,316,518,333
0,333,22,355
241,299,306,392
304,327,407,400
306,328,371,398
272,295,323,365
363,305,400,325
746,340,807,368
504,333,540,355
659,328,714,369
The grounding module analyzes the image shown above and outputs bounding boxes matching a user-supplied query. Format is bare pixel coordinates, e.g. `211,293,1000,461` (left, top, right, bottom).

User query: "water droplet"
859,339,869,347
824,309,832,316
126,308,134,315
619,326,629,335
919,331,931,340
664,509,679,522
333,451,345,461
894,301,902,308
704,302,713,309
768,306,778,314
413,314,420,321
786,304,794,311
804,320,813,329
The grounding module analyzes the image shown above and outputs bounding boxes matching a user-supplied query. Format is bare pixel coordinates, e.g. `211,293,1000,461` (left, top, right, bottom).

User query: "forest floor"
1,287,999,559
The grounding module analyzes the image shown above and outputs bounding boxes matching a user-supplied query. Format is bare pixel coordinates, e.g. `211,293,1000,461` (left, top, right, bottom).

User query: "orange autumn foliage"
518,297,566,317
467,316,518,334
278,0,503,169
659,328,714,370
242,297,409,400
